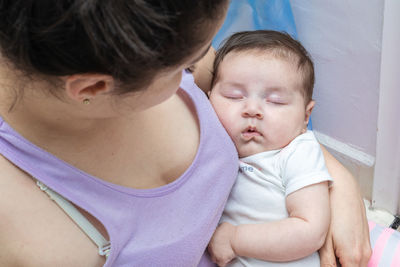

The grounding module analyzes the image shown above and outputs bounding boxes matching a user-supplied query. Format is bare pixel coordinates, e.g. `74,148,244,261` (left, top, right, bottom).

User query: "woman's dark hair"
212,30,315,103
0,0,228,92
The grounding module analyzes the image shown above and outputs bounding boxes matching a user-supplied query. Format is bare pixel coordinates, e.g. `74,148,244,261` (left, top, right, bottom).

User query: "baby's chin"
237,143,282,158
237,146,266,158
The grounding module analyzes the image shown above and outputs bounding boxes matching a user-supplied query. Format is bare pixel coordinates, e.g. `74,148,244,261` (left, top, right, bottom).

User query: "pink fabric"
368,227,395,267
369,221,376,231
390,242,400,267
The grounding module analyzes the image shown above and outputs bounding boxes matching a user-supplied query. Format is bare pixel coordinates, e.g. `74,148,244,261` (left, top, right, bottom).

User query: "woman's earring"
83,98,90,105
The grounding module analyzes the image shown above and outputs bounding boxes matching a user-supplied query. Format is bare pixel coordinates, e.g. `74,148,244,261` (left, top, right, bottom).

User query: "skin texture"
319,146,372,267
209,51,314,157
208,51,330,265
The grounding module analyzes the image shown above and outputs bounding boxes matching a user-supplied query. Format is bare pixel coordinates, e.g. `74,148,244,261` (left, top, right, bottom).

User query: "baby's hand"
208,222,237,267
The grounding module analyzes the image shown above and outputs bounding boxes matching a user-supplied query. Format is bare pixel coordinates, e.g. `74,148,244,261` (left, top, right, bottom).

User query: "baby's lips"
242,125,259,134
241,126,262,140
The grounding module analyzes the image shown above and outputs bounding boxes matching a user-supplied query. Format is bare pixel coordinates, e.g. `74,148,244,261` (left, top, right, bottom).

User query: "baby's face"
209,51,313,157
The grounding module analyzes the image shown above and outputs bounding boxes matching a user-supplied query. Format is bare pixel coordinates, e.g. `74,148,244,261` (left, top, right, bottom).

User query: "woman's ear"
64,74,115,103
305,100,315,125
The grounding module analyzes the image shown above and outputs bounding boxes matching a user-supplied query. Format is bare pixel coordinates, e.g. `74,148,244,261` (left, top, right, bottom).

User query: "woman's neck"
0,75,200,189
0,71,134,158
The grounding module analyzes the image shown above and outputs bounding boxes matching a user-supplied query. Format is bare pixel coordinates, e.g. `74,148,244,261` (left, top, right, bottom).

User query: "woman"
0,1,370,266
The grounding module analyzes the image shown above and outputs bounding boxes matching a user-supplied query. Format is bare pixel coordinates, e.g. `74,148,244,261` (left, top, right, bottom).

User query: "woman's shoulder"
0,154,32,203
0,155,104,267
191,47,215,93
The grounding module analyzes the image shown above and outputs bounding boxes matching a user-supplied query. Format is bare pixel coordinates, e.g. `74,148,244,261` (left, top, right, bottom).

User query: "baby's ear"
305,100,315,125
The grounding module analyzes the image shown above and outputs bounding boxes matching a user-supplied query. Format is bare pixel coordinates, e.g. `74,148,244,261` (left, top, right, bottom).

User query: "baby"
208,30,333,266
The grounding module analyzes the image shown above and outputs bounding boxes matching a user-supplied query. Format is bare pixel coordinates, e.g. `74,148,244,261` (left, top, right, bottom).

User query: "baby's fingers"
215,253,235,267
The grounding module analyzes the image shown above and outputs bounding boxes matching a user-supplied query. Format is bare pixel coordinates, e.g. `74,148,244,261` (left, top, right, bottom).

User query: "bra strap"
35,180,111,258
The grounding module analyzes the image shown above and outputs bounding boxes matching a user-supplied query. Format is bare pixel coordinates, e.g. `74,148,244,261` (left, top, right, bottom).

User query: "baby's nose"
242,100,263,119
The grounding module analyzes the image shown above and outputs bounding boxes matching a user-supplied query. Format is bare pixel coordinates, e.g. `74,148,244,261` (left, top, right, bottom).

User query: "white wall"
290,0,384,157
372,0,400,215
290,1,385,200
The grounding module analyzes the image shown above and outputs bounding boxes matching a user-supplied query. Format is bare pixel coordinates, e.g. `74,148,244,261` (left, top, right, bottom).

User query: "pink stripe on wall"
368,227,395,267
390,242,400,267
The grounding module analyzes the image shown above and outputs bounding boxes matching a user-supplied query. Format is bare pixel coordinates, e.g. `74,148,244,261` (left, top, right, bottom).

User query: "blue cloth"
213,0,312,130
213,0,298,48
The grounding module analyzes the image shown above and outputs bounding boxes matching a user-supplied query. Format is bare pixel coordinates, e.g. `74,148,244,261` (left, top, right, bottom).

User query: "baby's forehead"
226,47,299,64
221,49,302,79
222,49,307,93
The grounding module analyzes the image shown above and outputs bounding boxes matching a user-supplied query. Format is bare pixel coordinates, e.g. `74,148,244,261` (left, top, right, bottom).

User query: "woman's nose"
242,100,263,119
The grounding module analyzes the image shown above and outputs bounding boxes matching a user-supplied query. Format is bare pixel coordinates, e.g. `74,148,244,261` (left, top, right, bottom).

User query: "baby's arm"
234,181,330,261
208,181,330,265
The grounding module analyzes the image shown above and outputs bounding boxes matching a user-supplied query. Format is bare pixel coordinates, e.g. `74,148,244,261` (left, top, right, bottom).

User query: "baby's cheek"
220,116,238,136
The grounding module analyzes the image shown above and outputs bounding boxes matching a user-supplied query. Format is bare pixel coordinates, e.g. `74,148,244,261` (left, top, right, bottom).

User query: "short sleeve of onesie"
280,131,333,196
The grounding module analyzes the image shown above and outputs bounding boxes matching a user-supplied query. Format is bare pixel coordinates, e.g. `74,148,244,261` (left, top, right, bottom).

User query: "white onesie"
221,131,333,267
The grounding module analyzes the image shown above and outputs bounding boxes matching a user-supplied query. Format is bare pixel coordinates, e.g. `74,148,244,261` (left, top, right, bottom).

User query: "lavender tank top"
0,71,239,267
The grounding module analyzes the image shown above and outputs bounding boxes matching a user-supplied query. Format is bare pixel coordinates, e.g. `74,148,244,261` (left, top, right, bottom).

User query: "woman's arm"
319,146,372,267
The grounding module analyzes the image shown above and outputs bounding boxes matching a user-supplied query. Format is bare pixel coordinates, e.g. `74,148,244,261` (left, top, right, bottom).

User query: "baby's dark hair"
212,30,315,103
0,0,228,92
